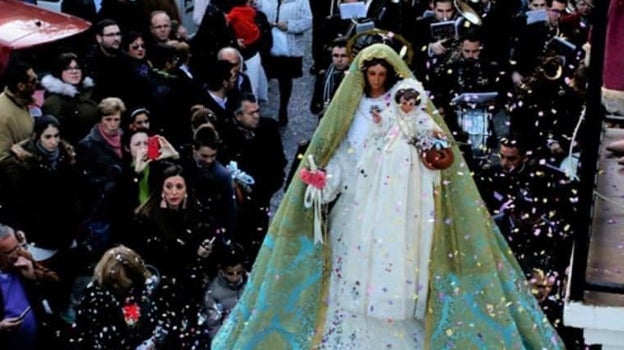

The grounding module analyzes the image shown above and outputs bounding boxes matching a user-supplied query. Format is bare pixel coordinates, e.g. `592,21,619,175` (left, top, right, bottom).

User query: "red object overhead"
0,0,91,78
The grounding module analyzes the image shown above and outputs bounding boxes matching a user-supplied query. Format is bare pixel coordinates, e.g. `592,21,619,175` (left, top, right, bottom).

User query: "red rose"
122,303,141,326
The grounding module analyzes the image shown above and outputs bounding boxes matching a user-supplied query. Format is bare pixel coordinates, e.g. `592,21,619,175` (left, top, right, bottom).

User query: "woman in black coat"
0,115,82,314
0,115,81,254
72,245,173,349
132,163,220,349
76,98,131,250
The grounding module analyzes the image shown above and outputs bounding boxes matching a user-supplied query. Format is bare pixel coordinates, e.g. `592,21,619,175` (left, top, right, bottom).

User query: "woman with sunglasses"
41,52,98,146
121,31,158,110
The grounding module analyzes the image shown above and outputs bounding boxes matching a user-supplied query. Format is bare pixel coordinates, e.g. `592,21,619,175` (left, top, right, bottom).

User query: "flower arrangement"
299,155,327,244
409,131,449,152
122,303,141,327
300,168,327,190
409,132,454,170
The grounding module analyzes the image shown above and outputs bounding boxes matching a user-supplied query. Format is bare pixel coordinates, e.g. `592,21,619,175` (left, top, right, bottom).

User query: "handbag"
270,2,289,57
270,27,289,56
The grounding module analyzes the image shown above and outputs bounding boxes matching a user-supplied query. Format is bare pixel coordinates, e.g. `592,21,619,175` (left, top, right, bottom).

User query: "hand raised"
134,148,151,174
13,256,35,280
156,136,180,160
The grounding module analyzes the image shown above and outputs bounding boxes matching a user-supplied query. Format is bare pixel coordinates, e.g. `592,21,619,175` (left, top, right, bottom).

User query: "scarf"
98,123,122,158
321,65,345,103
35,141,61,169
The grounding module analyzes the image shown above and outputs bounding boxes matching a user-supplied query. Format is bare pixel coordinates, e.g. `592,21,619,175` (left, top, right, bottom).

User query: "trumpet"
514,55,566,104
541,56,564,81
454,0,482,26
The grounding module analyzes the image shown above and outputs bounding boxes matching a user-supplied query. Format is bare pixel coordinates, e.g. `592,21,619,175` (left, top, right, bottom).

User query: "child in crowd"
226,0,261,52
202,243,248,337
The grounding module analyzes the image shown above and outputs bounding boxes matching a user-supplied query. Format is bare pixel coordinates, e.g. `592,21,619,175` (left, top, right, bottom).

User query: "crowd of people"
0,0,598,349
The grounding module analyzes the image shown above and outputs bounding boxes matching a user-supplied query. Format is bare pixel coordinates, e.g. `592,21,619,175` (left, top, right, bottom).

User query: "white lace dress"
320,93,441,349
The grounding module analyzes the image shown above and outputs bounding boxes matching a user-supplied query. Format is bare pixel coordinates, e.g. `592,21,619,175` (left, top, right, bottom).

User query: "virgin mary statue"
212,44,564,349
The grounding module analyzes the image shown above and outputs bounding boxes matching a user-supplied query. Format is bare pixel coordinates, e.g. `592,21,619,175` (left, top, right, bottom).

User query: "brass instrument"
454,0,482,26
514,54,566,108
520,30,570,90
541,55,564,81
430,0,482,73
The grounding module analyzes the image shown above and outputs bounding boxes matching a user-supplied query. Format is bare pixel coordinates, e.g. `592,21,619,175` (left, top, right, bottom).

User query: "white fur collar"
41,75,94,98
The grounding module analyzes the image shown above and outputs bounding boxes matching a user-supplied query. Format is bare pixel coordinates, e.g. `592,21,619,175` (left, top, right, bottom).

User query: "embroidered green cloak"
212,44,564,350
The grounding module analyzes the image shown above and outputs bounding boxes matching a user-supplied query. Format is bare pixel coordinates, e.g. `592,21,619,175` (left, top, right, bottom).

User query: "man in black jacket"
196,60,238,131
180,126,238,237
310,37,351,119
218,94,286,266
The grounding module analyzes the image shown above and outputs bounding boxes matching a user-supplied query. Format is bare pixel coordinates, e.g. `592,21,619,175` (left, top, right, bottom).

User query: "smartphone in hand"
147,136,160,160
16,306,31,321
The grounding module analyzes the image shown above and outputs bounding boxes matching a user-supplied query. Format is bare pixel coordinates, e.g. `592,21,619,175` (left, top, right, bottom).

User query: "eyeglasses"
102,32,122,37
549,9,563,14
130,44,145,50
64,66,81,72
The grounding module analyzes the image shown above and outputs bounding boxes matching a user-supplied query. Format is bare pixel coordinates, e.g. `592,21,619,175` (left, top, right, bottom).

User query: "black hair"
52,52,81,79
150,43,178,69
121,128,151,149
461,29,483,44
361,58,399,97
500,133,528,156
433,0,454,6
233,93,258,115
95,19,119,36
34,115,61,140
394,88,421,105
239,92,257,104
143,162,188,207
330,36,348,49
216,242,246,268
158,162,185,185
3,60,33,92
129,107,151,122
205,60,235,91
192,125,221,150
122,31,145,52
